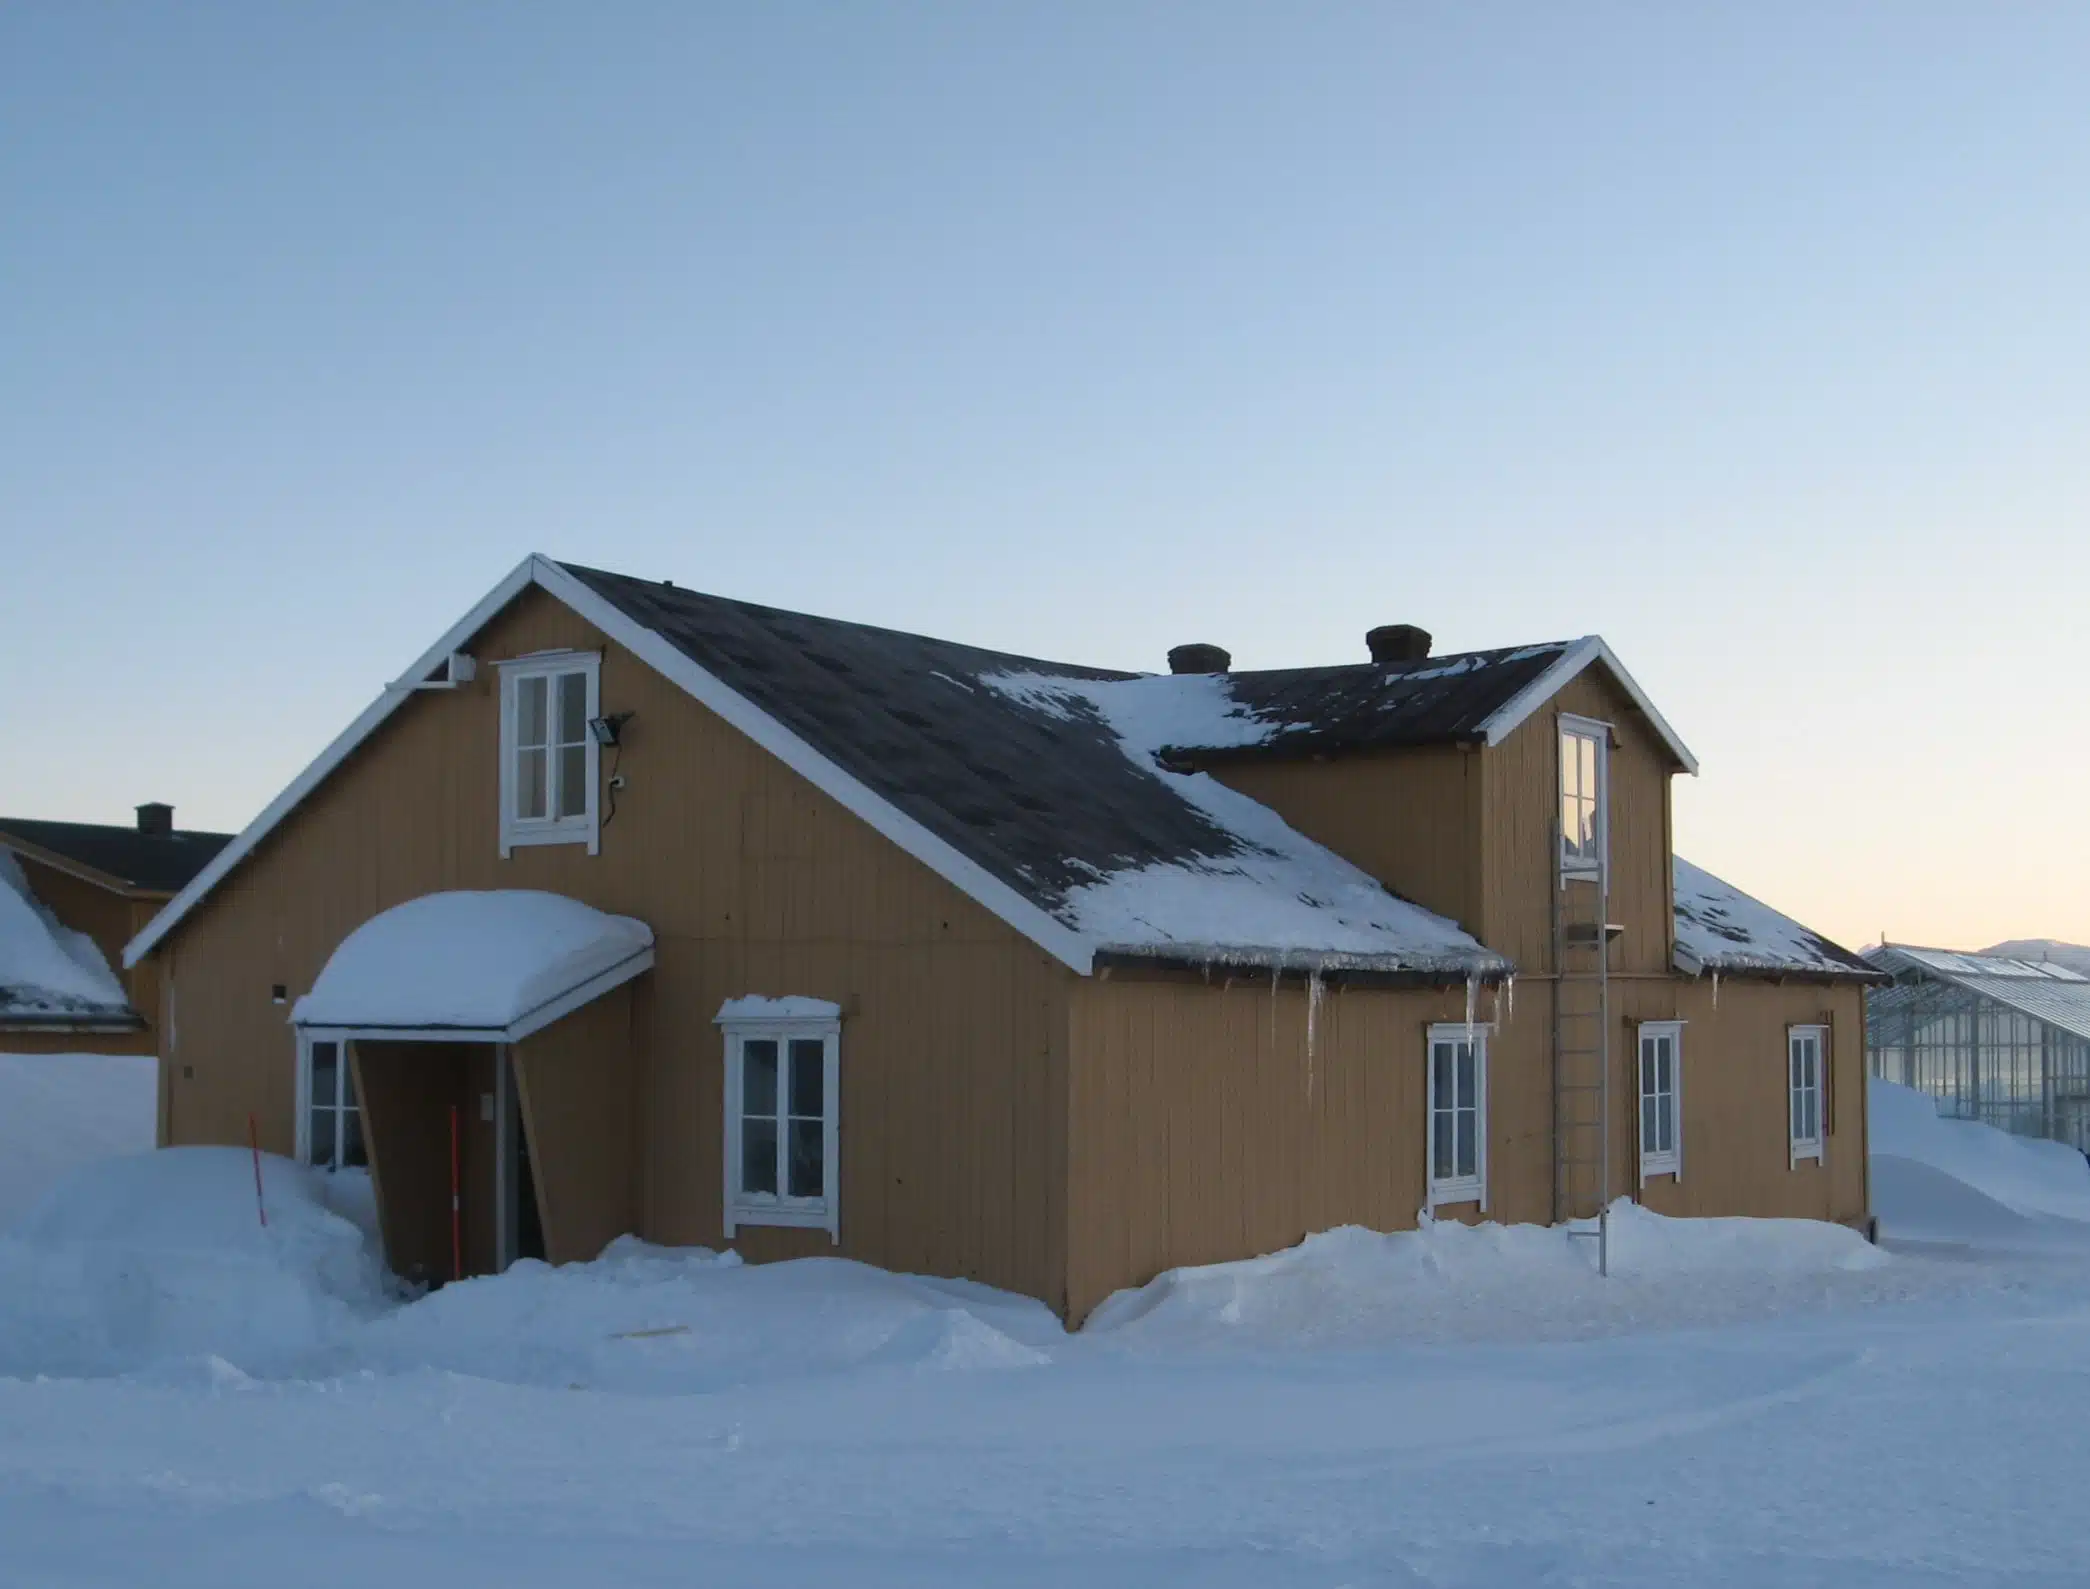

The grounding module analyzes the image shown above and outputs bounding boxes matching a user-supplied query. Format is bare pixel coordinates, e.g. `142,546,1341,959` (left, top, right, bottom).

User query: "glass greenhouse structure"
1867,946,2090,1152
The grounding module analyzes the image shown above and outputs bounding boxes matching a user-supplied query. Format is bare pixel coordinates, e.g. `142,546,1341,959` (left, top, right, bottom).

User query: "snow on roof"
1671,858,1878,982
0,852,133,1024
292,891,654,1038
981,672,1503,975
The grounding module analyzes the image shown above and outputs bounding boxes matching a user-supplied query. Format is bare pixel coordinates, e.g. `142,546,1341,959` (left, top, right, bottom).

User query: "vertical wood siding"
1212,747,1483,930
153,587,1075,1310
1480,670,1676,975
1063,969,1868,1323
513,985,640,1267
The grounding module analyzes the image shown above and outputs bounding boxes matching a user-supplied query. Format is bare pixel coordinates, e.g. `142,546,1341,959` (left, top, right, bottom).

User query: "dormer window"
499,651,601,855
1559,715,1609,879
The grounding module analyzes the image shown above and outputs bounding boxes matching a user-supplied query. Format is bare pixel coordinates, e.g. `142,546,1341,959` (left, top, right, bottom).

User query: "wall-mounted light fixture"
588,711,634,747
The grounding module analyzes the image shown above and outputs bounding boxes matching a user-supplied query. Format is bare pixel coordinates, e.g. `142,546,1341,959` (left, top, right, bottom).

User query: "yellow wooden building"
125,555,1879,1321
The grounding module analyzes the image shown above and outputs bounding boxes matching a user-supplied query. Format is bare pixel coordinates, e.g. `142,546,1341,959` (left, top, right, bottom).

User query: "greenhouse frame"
1867,946,2090,1152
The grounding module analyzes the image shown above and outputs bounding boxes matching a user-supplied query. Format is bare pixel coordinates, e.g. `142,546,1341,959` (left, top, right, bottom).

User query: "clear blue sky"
4,4,2086,950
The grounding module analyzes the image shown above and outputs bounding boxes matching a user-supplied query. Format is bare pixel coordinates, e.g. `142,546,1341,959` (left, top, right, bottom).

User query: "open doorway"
495,1045,547,1270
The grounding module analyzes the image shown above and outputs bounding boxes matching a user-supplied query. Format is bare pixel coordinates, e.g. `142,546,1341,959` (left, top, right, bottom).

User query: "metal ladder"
1552,824,1613,1274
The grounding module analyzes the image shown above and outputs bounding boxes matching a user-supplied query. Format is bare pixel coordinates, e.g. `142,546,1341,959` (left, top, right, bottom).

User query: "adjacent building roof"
0,852,138,1029
1869,945,2090,1045
0,817,233,896
293,891,655,1040
1671,858,1881,983
129,553,1721,980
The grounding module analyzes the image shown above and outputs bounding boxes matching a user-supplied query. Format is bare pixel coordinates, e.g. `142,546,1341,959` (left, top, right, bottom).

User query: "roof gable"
129,554,1695,980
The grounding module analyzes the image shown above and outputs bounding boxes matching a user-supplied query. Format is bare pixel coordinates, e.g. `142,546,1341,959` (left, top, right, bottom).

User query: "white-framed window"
719,1007,841,1241
296,1035,366,1171
498,650,602,856
1638,1021,1683,1181
1426,1023,1488,1209
1559,715,1609,879
1789,1025,1826,1164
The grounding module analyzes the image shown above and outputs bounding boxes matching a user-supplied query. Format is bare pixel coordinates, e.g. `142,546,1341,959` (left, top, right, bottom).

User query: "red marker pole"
449,1103,462,1283
247,1112,268,1229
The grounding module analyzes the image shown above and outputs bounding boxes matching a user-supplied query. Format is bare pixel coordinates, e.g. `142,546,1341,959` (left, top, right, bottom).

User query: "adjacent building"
1,806,230,1056
123,554,1881,1319
1867,945,2090,1151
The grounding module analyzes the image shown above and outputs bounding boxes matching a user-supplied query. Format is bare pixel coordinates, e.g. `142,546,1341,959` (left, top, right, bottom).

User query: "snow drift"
1088,1202,1892,1349
0,1148,388,1380
0,1049,157,1226
1867,1077,2090,1247
0,1150,1058,1386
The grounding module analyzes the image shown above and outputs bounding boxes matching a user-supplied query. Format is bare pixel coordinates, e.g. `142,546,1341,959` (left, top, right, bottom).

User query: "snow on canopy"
0,851,131,1022
292,890,654,1036
1671,857,1876,981
982,672,1503,975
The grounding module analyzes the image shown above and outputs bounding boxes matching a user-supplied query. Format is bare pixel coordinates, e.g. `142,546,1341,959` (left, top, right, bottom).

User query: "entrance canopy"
292,890,653,1041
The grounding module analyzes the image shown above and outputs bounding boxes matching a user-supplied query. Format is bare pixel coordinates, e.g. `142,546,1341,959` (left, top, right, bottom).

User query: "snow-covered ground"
3,1082,2090,1586
0,1050,156,1225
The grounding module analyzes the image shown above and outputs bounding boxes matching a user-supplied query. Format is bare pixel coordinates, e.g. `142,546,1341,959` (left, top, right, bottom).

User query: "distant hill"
1983,940,2090,977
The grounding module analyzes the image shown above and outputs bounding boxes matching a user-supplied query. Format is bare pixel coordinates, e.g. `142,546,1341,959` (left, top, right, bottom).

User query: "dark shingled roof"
562,563,1224,911
0,818,234,895
560,563,1569,944
1181,644,1574,761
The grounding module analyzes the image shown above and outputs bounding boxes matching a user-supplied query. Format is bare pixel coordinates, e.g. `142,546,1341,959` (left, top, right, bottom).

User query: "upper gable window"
498,651,601,856
1559,715,1609,879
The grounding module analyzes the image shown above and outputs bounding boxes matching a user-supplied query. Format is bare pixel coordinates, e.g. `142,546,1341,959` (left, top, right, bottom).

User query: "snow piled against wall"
0,852,129,1016
0,1147,1932,1386
981,672,1499,971
1087,1202,1891,1349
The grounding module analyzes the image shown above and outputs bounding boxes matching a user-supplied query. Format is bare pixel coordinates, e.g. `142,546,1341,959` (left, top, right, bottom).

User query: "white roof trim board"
291,890,655,1042
128,555,1689,981
1478,636,1699,775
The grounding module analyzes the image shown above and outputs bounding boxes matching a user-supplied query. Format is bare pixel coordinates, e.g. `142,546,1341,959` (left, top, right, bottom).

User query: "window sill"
1428,1184,1483,1209
1790,1143,1824,1165
1641,1158,1680,1179
726,1201,838,1241
501,820,599,857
